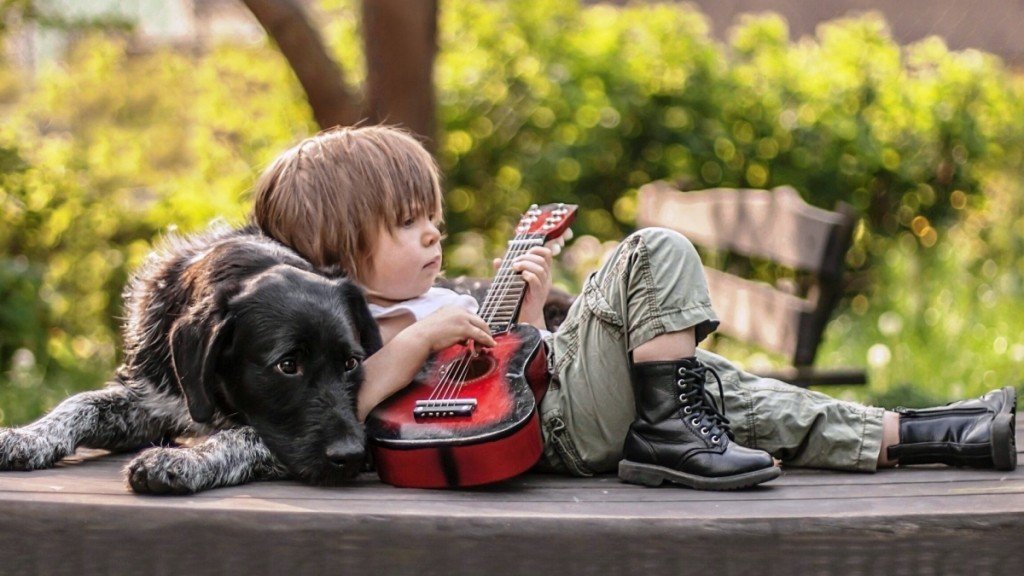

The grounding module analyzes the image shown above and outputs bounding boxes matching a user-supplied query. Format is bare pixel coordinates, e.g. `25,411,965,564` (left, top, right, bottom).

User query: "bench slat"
637,181,846,272
705,267,811,359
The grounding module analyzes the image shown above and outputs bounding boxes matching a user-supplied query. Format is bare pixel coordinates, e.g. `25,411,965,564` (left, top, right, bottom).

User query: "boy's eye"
402,218,416,227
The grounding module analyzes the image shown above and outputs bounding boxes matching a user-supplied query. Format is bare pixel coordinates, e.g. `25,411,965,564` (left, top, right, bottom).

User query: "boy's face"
359,215,443,303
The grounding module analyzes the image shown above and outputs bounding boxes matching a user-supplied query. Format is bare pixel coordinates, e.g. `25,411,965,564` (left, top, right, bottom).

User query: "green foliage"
0,33,314,422
3,1,1024,422
815,169,1024,404
437,2,1024,257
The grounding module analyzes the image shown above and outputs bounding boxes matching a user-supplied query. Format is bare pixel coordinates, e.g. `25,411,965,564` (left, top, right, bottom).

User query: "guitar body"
367,324,549,488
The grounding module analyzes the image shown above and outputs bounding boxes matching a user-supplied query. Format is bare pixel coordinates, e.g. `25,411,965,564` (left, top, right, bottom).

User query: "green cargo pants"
537,227,885,476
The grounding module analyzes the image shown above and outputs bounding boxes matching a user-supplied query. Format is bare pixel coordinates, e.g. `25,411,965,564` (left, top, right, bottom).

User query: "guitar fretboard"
479,236,545,333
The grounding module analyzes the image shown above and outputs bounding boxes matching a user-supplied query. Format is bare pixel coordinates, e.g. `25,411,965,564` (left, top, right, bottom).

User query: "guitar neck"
478,235,546,333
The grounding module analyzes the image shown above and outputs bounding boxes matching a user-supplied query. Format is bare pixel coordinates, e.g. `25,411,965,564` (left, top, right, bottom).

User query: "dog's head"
170,265,382,484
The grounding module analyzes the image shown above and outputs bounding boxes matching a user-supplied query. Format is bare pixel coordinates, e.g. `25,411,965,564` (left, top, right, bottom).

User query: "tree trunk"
241,0,360,130
362,0,438,148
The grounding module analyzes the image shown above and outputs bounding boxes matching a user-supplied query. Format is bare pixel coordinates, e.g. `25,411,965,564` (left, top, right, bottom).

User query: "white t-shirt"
367,286,479,322
367,286,552,338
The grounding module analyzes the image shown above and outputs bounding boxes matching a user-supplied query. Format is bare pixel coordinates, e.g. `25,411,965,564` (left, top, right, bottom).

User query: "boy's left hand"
494,245,553,331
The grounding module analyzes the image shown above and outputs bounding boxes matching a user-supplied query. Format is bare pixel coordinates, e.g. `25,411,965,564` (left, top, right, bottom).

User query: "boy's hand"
495,245,553,331
406,306,496,353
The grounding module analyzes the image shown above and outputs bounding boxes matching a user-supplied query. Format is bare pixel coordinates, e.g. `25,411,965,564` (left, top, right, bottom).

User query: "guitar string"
449,222,550,400
434,233,530,403
429,235,528,404
429,208,565,405
426,227,532,404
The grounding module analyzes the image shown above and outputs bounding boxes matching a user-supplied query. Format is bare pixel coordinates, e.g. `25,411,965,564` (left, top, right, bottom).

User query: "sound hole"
449,353,497,384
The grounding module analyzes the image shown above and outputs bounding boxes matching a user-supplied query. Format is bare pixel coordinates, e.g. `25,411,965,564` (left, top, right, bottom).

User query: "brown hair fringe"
252,125,443,278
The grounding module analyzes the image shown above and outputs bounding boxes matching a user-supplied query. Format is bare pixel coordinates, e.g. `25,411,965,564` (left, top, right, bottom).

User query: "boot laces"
677,362,734,441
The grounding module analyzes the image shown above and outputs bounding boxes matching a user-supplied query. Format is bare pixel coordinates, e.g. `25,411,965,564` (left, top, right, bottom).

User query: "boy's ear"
339,280,383,356
170,294,237,424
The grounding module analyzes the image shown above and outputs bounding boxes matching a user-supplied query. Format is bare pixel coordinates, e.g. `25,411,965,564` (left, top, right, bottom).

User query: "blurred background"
2,0,1024,424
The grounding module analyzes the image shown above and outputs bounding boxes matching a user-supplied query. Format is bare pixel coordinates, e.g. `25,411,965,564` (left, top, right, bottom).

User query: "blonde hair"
252,125,443,277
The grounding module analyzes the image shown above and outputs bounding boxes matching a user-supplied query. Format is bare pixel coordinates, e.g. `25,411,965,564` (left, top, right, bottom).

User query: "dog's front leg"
126,426,287,494
0,385,169,471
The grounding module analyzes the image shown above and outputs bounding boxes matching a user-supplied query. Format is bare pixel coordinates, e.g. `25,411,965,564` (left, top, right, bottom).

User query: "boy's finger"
515,261,548,280
476,327,497,347
469,314,493,334
529,246,554,258
545,235,566,254
515,253,549,268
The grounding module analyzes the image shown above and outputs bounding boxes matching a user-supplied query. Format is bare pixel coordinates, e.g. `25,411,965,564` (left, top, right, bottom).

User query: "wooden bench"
636,181,866,387
0,431,1021,575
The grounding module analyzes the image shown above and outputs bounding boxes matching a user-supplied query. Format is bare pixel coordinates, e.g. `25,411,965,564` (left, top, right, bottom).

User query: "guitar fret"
508,239,544,249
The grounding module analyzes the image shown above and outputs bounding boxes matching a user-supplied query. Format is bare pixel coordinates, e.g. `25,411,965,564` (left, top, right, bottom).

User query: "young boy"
252,125,1017,490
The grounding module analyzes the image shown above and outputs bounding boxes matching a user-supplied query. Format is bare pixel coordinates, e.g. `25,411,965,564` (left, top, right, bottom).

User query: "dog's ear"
339,280,383,356
170,308,235,424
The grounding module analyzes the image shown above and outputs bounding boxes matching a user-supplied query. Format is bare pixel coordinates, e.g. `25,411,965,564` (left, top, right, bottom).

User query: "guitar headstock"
514,203,578,242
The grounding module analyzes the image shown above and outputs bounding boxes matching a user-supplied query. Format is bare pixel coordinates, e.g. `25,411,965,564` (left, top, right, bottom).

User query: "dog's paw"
0,428,62,471
126,447,202,495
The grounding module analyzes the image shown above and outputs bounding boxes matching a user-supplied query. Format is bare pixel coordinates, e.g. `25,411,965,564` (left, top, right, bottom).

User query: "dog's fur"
0,225,381,494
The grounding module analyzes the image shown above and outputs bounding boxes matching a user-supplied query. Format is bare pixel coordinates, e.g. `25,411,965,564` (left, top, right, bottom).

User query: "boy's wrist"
521,314,547,331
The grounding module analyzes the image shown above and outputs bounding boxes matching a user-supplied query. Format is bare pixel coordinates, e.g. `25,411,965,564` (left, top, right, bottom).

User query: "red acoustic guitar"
367,203,577,488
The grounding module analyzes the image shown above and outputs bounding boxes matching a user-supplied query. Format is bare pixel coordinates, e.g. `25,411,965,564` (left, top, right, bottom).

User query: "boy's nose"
423,222,441,245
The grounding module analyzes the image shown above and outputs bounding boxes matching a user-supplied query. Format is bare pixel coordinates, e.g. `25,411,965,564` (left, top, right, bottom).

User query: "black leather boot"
887,386,1017,470
618,357,781,490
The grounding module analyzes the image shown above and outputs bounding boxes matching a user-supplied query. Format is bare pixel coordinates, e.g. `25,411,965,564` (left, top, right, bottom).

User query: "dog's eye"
276,359,301,376
344,357,360,372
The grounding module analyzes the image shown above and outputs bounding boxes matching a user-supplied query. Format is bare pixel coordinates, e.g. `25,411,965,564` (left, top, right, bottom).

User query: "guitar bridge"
413,399,477,416
413,399,478,418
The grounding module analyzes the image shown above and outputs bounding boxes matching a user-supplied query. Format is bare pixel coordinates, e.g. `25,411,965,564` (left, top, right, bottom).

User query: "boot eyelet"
711,435,720,444
677,367,687,376
682,405,692,414
691,417,700,426
700,427,709,435
676,379,686,387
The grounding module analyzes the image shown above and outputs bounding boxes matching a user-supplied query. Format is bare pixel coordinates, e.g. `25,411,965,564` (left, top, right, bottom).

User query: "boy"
252,125,1017,490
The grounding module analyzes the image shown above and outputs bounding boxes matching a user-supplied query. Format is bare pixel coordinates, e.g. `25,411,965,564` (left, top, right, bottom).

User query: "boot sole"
618,460,782,491
992,386,1017,471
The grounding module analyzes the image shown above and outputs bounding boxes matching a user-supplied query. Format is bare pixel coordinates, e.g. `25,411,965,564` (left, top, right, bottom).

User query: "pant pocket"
543,413,595,477
581,274,624,331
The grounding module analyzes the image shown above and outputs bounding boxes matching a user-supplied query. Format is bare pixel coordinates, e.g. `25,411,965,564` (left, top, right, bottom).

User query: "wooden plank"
0,422,1020,575
637,182,846,272
0,430,1020,509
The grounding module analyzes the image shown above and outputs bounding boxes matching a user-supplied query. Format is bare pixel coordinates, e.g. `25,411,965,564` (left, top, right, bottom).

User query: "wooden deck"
1,421,1022,576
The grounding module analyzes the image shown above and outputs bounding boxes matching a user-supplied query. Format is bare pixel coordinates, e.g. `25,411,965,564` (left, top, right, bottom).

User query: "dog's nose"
324,439,364,474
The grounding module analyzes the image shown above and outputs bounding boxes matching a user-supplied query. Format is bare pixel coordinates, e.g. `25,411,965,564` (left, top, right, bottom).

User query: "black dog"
0,225,381,494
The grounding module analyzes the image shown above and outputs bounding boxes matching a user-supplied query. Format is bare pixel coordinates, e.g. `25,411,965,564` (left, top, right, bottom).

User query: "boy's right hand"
406,306,496,353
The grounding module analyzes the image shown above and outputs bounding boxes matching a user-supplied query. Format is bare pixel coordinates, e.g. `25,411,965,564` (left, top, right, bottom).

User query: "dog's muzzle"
324,438,365,478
